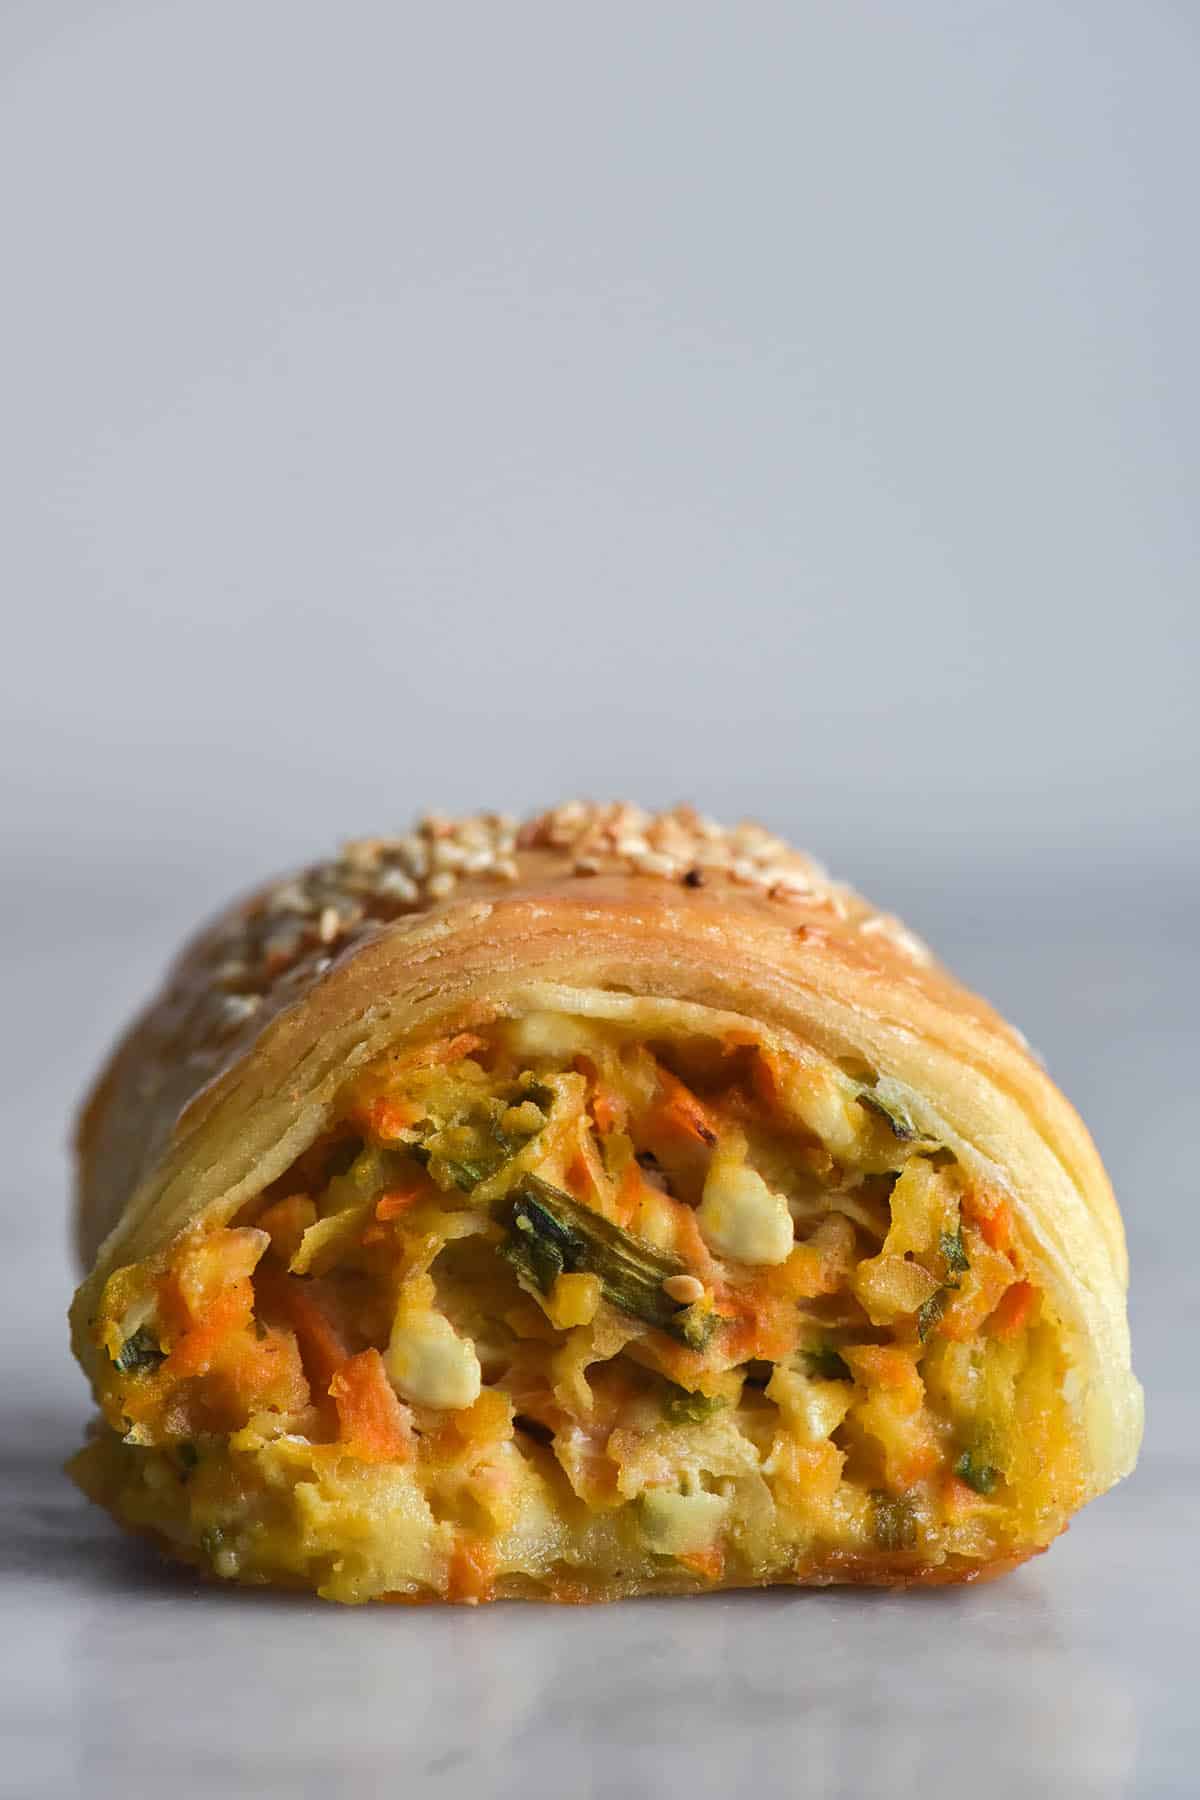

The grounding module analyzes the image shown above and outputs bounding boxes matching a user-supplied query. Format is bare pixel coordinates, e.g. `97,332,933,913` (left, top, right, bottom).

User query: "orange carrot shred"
358,1096,423,1142
615,1161,642,1227
257,1268,348,1393
653,1066,720,1146
979,1198,1013,1254
375,1178,429,1221
989,1280,1035,1341
677,1545,725,1583
565,1152,593,1199
162,1281,255,1379
964,1186,1014,1254
329,1349,413,1463
447,1534,497,1603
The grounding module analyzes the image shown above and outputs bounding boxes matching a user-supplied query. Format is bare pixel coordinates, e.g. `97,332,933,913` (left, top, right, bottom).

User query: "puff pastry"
69,803,1141,1602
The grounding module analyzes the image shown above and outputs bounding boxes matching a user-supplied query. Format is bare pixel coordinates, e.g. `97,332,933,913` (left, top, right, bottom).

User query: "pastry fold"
70,804,1141,1602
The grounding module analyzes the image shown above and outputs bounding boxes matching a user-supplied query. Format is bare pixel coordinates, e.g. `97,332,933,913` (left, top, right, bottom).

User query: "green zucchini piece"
500,1176,716,1349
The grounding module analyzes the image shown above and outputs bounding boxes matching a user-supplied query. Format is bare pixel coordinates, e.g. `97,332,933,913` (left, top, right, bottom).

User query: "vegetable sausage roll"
69,803,1141,1603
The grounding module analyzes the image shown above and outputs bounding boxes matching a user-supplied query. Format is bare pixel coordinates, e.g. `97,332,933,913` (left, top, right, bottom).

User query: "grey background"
1,4,1196,1797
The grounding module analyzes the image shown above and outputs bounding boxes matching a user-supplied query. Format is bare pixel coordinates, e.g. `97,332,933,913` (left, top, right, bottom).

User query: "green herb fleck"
661,1389,726,1426
872,1491,918,1552
443,1155,507,1192
200,1527,224,1559
917,1289,947,1342
500,1175,719,1349
856,1090,939,1147
954,1449,999,1495
939,1229,970,1278
113,1327,165,1376
802,1345,852,1382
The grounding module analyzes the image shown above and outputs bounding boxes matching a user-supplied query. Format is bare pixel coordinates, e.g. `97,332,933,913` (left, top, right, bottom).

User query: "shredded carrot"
964,1187,1014,1255
447,1534,497,1604
564,1152,594,1199
375,1176,431,1221
896,1444,939,1485
390,1031,485,1072
751,1047,784,1111
845,1344,915,1391
614,1160,642,1227
843,1344,925,1416
651,1066,720,1147
257,1268,348,1393
720,1286,795,1364
764,1241,841,1301
989,1280,1035,1341
358,1096,423,1142
677,1545,725,1583
162,1281,255,1379
329,1349,413,1463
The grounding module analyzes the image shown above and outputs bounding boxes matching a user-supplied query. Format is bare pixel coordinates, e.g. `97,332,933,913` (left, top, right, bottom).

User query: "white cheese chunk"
385,1309,482,1411
766,1367,854,1442
640,1488,728,1555
698,1161,794,1266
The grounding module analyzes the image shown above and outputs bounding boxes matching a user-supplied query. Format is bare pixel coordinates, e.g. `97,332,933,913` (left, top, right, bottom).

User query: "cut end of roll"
68,806,1140,1603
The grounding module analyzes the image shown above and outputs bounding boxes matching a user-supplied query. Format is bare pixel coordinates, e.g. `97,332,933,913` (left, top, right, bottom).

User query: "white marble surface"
4,871,1195,1800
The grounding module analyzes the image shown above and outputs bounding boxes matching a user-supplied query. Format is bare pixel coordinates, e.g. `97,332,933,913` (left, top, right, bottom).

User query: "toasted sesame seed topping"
662,1274,705,1305
194,801,911,1028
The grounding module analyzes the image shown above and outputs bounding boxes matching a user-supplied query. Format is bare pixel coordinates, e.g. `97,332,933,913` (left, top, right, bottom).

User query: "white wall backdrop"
2,1,1196,903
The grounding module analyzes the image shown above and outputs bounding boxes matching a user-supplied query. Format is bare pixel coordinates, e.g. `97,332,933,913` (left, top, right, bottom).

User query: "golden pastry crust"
70,803,1142,1577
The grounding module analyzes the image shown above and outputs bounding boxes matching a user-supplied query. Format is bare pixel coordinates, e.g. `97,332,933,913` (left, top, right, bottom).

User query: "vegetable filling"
74,1012,1081,1601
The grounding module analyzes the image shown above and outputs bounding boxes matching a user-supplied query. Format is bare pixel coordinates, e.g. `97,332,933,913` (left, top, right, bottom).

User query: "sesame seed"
631,849,678,877
662,1274,705,1305
200,801,901,1008
261,921,305,961
265,880,313,917
214,993,261,1032
374,867,419,903
394,835,429,878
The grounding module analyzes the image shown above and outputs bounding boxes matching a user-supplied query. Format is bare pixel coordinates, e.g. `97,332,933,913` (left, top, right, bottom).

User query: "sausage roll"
69,803,1142,1602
